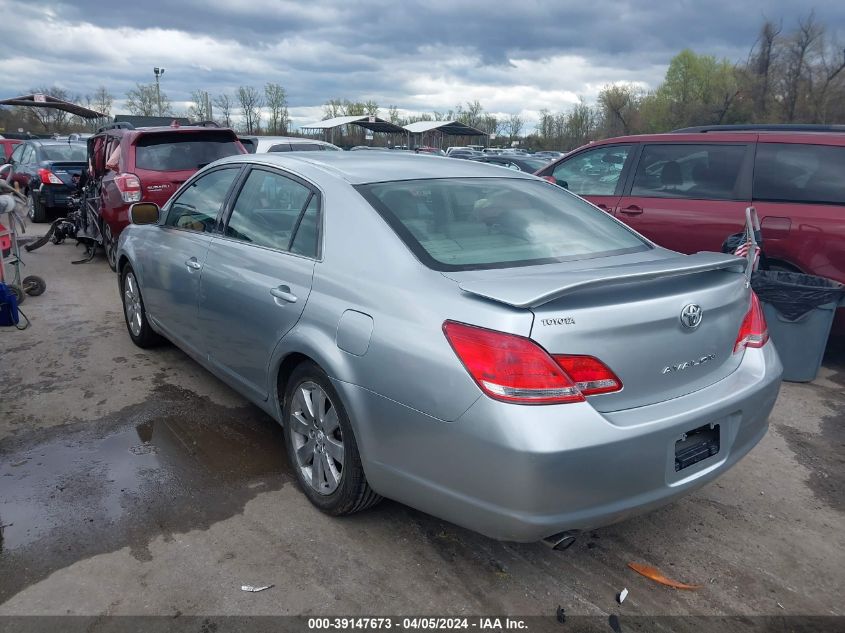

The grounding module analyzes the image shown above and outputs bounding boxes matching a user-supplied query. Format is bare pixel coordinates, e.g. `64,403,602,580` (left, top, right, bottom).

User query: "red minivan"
88,122,246,269
536,125,845,333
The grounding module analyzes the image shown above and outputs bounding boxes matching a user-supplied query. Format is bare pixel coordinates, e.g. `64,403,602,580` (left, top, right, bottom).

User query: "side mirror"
0,164,11,181
129,202,160,225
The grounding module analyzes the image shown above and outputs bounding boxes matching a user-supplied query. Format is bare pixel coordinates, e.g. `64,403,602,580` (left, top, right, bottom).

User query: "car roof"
213,151,538,185
578,129,845,149
29,139,86,146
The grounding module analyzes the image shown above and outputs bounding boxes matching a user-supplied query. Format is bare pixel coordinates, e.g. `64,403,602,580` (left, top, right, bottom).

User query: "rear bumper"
37,184,75,211
339,342,782,542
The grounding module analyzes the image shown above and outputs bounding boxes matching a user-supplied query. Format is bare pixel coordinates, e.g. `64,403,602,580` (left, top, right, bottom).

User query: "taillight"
553,355,622,396
114,173,142,203
38,168,63,185
734,292,769,353
443,321,583,404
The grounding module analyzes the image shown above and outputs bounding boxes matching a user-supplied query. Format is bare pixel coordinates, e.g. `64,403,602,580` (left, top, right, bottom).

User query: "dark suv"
536,125,845,332
88,122,246,268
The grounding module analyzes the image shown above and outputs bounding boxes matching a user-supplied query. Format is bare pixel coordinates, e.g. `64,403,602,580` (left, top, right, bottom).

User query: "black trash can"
751,271,845,382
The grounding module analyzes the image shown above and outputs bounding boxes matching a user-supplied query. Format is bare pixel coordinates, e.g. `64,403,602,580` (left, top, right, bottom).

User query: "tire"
27,191,47,223
22,275,46,296
9,285,24,305
120,266,163,348
103,223,117,272
283,362,381,516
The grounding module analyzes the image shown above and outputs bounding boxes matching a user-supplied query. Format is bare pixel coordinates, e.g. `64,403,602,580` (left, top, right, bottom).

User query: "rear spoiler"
458,252,746,309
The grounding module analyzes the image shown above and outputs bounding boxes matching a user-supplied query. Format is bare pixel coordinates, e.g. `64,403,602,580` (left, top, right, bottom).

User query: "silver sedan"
116,152,782,545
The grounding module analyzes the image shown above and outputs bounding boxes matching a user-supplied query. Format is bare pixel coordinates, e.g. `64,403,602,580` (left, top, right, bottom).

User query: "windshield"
358,178,649,271
134,132,242,171
40,144,87,162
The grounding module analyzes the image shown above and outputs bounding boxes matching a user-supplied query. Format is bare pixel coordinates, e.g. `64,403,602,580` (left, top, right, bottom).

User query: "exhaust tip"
542,530,579,551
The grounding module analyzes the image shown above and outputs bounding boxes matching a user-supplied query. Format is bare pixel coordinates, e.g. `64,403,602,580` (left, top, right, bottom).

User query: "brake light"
114,173,142,203
38,168,63,185
734,292,769,353
443,321,585,404
553,355,622,396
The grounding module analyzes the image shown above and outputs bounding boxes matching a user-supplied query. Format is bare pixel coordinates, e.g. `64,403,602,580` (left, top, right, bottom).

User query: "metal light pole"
153,67,165,116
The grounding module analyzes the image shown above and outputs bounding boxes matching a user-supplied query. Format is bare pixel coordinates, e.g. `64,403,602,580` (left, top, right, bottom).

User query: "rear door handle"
270,284,298,304
620,205,643,216
185,257,202,270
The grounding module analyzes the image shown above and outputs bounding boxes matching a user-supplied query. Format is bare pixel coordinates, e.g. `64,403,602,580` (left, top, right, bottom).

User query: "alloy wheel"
289,382,344,495
123,272,143,337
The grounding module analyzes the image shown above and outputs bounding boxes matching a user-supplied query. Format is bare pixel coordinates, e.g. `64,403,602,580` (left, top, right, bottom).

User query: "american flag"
734,241,760,269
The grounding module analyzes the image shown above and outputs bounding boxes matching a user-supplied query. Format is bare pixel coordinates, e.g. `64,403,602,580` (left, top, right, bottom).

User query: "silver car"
116,152,782,545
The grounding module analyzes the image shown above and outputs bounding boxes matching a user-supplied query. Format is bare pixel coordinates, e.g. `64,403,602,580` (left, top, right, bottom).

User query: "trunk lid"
43,161,85,187
137,171,191,207
449,251,751,412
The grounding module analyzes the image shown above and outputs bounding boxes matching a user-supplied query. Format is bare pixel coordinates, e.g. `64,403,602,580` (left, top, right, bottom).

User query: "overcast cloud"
1,0,843,127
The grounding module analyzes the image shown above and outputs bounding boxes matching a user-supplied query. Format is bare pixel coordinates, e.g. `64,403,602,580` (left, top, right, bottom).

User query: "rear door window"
754,143,845,205
631,144,747,200
9,143,24,164
289,143,322,151
134,132,242,171
267,143,293,152
165,168,240,232
552,145,632,195
225,169,316,253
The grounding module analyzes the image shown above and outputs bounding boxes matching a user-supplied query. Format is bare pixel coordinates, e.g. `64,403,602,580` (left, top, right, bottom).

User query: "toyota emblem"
680,304,703,329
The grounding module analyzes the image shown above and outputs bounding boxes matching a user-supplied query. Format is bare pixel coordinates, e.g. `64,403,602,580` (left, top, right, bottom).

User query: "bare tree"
503,114,524,142
387,105,401,124
236,86,263,133
363,100,379,117
91,86,114,118
598,84,642,135
23,86,76,132
126,83,170,117
265,82,289,134
213,93,234,127
748,20,782,119
780,12,822,122
187,90,212,122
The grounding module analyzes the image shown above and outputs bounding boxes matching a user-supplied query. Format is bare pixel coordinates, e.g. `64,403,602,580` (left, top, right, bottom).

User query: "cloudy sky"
1,0,843,128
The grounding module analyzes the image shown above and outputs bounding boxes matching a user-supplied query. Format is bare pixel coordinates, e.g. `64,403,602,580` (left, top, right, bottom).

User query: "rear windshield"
358,178,649,271
40,144,87,162
134,132,242,171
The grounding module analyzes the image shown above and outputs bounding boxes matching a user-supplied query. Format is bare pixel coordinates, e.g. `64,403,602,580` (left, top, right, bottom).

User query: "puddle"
0,383,290,603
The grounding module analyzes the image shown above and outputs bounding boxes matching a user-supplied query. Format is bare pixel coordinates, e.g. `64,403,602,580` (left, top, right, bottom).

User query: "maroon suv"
536,125,845,332
88,122,246,269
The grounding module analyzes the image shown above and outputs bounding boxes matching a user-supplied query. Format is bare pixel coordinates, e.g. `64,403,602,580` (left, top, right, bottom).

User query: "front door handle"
185,257,202,270
620,205,643,216
270,285,298,304
596,203,609,211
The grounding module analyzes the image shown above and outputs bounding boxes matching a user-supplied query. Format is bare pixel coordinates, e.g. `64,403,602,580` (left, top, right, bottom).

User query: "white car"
240,136,341,153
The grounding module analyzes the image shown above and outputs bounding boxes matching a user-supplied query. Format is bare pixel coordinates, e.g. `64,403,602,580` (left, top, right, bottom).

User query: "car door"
751,140,845,282
617,142,753,253
138,166,242,356
544,144,634,213
9,144,34,191
199,167,319,401
5,143,25,187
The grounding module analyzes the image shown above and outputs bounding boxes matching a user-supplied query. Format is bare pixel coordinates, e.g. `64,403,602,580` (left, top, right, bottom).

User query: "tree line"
1,13,841,148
